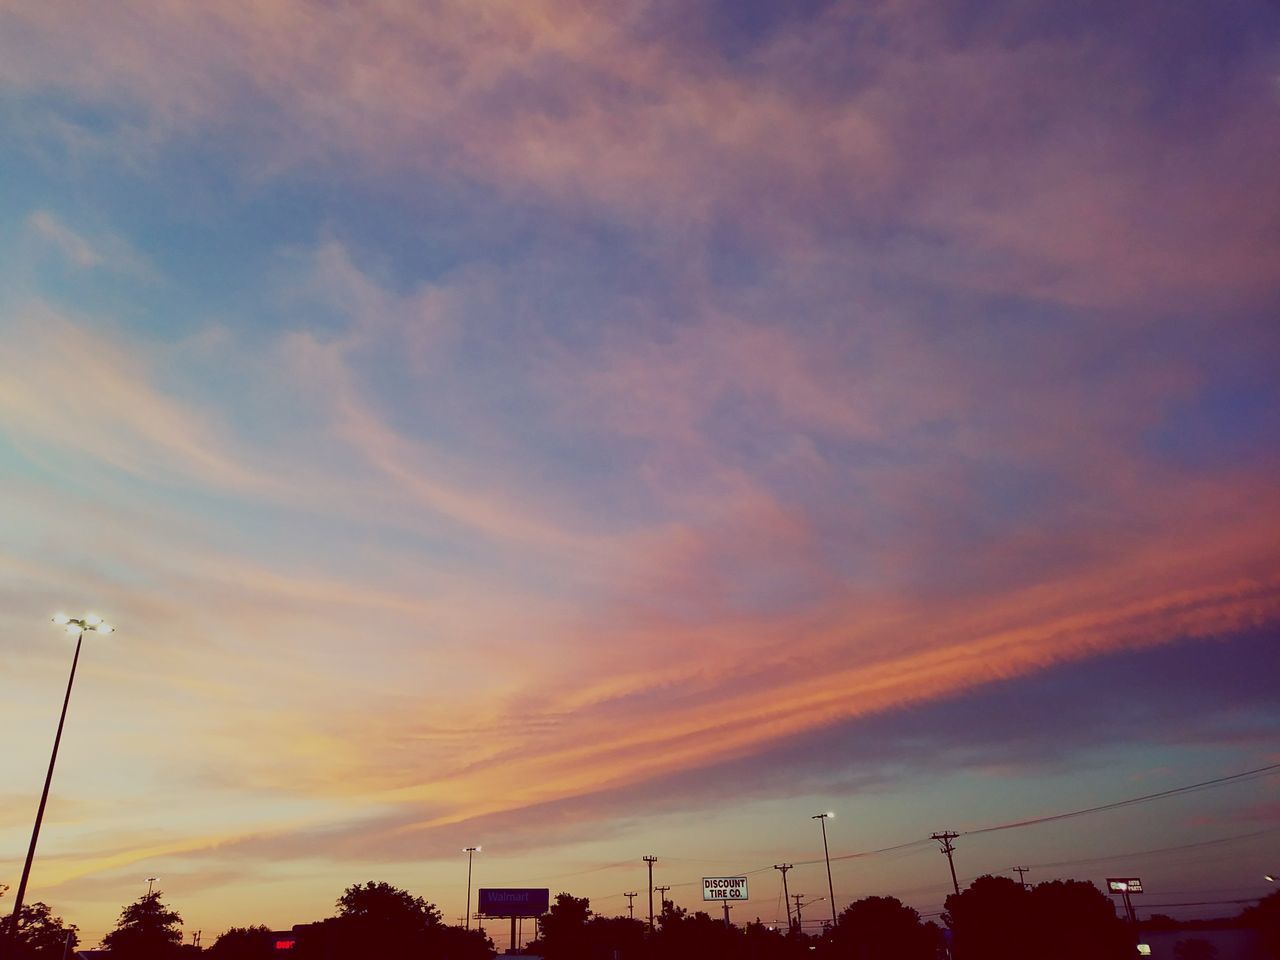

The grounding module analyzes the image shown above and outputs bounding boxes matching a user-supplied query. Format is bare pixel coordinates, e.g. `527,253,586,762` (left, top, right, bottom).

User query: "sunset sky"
1,0,1278,949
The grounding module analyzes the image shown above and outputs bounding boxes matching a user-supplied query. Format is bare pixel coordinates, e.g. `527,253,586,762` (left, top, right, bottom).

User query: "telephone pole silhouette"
643,856,658,931
792,894,805,931
1013,866,1030,890
931,832,961,896
721,899,733,929
624,892,638,920
654,885,671,913
774,864,794,931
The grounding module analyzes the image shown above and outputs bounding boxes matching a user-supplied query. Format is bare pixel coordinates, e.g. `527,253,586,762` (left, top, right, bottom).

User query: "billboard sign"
478,888,550,917
702,877,749,901
1106,878,1143,894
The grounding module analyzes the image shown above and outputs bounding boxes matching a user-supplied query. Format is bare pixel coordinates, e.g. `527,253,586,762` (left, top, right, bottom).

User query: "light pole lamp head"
812,811,834,820
52,614,114,634
464,846,480,853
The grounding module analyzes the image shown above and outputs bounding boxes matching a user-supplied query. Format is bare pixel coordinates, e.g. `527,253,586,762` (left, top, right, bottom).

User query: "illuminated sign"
702,877,749,901
1107,878,1143,894
478,888,550,918
1137,946,1152,956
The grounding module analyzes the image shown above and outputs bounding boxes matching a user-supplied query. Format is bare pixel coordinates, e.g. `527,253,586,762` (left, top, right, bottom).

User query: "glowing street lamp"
812,812,838,929
464,846,481,930
4,615,113,955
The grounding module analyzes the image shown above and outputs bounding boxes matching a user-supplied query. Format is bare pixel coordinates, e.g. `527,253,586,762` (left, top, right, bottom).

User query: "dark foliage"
1,901,79,959
292,881,492,960
102,891,184,960
944,875,1131,960
1241,889,1280,959
208,925,277,960
820,895,940,960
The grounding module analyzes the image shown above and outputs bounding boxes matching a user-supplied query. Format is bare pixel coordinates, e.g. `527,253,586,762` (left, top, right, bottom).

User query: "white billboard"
702,877,749,901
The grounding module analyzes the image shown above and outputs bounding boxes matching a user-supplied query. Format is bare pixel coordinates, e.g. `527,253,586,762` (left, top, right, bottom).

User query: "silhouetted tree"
532,893,592,960
944,876,1130,960
2,901,78,959
208,925,276,960
1241,889,1280,959
944,874,1030,960
584,915,647,959
652,907,741,960
743,919,808,960
293,881,492,960
433,924,494,960
1028,879,1131,960
821,895,938,960
102,891,184,960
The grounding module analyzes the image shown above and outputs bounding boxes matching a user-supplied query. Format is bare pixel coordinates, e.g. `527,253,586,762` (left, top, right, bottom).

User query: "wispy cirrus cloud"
1,0,1278,940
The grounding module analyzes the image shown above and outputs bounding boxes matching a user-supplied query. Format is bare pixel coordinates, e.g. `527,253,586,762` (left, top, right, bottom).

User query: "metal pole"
5,628,85,955
818,817,837,927
465,848,475,930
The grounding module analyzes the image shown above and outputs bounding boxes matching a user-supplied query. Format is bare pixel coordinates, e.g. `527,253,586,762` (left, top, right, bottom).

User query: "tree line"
4,875,1279,959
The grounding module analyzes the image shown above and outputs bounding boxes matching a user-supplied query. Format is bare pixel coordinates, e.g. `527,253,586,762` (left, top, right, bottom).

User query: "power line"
1027,826,1280,870
593,761,1280,906
963,763,1280,837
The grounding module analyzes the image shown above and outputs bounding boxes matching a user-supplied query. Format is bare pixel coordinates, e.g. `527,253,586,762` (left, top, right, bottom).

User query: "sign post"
478,889,550,953
1106,878,1142,925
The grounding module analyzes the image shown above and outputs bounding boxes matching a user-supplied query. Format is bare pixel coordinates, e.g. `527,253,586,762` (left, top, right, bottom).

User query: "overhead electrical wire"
564,761,1280,903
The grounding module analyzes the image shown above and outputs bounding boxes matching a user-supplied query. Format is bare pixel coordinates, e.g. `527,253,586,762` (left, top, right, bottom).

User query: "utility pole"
792,894,805,932
654,885,671,913
931,832,960,896
1012,866,1029,890
721,899,732,929
643,856,658,931
624,892,638,920
774,864,794,932
812,813,839,929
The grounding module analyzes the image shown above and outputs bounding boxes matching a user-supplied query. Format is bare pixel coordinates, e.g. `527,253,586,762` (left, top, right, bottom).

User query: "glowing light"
65,624,81,636
85,614,102,627
52,613,70,625
94,623,114,634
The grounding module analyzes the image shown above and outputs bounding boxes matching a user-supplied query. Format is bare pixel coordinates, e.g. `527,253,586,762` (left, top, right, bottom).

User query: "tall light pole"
464,847,481,930
145,877,159,899
4,615,113,956
812,813,838,929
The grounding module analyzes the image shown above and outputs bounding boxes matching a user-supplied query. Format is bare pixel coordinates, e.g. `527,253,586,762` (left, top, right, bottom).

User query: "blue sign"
479,888,550,918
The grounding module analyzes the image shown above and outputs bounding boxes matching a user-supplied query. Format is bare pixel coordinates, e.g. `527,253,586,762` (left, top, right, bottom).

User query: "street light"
812,813,838,929
1266,875,1276,883
464,847,481,930
146,877,159,898
4,615,113,956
